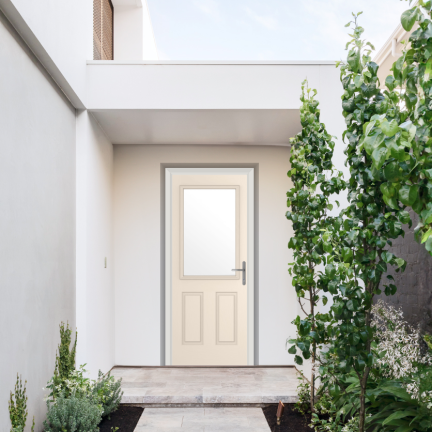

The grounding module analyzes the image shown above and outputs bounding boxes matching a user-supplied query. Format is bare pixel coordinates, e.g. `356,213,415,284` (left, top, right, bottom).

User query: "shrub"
48,323,77,400
9,375,28,432
91,370,123,417
371,300,432,402
294,378,311,416
43,393,102,432
47,364,92,401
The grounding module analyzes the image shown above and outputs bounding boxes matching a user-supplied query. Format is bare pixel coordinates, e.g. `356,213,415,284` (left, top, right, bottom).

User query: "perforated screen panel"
93,0,113,60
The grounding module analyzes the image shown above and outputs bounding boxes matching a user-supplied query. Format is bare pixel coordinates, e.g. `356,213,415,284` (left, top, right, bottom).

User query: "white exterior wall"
76,111,114,378
0,0,92,104
113,1,158,61
113,145,296,365
0,11,76,430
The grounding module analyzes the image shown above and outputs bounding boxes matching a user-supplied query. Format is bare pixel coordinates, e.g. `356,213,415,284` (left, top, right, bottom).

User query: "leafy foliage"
294,377,312,416
91,370,123,418
48,322,77,399
47,364,92,401
370,1,432,256
43,393,102,432
9,375,33,432
317,11,410,432
287,80,346,409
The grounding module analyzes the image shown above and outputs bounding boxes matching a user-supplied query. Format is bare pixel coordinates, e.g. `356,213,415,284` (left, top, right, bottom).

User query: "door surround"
165,167,255,366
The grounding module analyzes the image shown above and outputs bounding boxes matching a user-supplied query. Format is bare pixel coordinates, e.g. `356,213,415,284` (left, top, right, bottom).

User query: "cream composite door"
171,173,250,365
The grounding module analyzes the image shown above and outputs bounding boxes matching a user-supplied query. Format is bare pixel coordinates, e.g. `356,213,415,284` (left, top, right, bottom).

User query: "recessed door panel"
182,293,203,344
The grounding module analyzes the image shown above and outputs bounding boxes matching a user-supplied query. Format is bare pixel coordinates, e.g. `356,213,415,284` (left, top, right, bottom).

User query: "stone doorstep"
122,402,295,408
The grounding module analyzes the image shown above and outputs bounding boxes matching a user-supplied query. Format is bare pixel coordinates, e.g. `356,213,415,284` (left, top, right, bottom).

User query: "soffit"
90,109,300,145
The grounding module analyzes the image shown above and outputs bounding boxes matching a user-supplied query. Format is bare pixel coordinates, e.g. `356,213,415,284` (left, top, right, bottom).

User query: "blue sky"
147,0,409,60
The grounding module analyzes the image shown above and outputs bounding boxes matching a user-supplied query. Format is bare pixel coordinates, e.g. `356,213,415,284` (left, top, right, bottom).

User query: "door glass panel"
183,188,236,276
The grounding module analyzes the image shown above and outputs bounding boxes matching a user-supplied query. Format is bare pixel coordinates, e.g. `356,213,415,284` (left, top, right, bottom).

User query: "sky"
147,0,409,61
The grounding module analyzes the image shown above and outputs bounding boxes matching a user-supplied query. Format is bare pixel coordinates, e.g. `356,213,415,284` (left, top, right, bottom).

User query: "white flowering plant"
371,300,432,408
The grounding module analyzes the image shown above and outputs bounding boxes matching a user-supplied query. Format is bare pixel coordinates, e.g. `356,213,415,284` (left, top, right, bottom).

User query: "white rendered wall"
1,0,92,104
0,11,76,430
113,145,296,365
76,111,114,378
113,1,158,61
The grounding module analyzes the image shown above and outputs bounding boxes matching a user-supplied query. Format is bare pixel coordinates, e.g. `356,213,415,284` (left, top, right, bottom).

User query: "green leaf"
372,146,389,170
401,7,418,31
288,345,297,355
399,185,419,206
364,132,385,155
341,247,353,263
349,333,360,345
294,355,303,365
398,210,411,225
381,119,399,137
384,161,402,182
325,264,336,279
347,299,358,311
425,237,432,253
347,49,361,73
425,58,432,82
383,411,418,426
385,75,396,91
421,228,432,244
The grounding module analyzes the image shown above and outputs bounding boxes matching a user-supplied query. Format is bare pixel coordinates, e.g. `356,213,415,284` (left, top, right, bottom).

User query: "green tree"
321,13,410,432
286,80,345,411
378,0,432,255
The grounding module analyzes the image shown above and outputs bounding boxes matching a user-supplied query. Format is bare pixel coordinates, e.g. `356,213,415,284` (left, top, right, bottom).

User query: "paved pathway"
112,367,299,404
134,407,270,431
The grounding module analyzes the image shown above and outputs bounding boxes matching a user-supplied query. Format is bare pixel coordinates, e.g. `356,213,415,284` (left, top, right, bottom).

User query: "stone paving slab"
134,407,270,431
113,367,299,405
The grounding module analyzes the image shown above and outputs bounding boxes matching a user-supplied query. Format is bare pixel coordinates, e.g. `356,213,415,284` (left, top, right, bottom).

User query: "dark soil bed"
98,405,144,432
262,404,313,432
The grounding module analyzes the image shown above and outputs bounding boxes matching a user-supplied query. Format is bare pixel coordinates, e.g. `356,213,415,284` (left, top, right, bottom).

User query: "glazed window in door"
169,172,251,365
180,186,240,279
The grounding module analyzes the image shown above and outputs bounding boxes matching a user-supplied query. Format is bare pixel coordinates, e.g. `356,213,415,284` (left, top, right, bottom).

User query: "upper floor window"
93,0,114,60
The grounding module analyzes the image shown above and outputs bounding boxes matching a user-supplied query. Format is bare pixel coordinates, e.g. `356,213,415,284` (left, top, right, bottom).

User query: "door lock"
232,261,246,285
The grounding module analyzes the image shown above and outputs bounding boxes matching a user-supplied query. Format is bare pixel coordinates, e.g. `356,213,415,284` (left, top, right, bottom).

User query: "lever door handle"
232,261,246,285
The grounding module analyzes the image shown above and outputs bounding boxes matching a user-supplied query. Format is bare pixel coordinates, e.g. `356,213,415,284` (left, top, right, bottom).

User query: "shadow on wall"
377,209,432,334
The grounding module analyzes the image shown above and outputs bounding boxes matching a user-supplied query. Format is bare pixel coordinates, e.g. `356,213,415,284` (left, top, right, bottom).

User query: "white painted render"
0,11,76,430
113,1,158,61
0,0,92,104
85,62,335,110
76,111,114,378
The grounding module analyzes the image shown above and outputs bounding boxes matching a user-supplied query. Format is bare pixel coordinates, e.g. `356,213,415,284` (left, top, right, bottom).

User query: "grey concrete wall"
377,209,432,334
0,10,76,432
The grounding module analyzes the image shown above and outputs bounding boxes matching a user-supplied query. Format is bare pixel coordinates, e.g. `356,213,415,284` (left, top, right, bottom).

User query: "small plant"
372,300,432,399
43,393,102,432
9,374,34,432
47,364,92,401
47,322,78,400
91,370,123,418
310,392,344,432
294,378,311,416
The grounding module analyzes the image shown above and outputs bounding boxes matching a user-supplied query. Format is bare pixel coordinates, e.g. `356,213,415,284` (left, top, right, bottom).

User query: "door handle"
232,261,246,285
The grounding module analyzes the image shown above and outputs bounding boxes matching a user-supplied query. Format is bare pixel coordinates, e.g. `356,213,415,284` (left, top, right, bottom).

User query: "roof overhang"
86,61,341,146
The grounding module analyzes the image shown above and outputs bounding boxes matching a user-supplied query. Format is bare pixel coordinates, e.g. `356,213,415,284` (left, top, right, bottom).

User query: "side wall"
0,11,76,430
113,145,296,365
76,111,114,378
377,210,432,333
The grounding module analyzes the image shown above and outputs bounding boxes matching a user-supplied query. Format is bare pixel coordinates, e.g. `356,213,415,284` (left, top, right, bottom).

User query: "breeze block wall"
377,209,432,334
